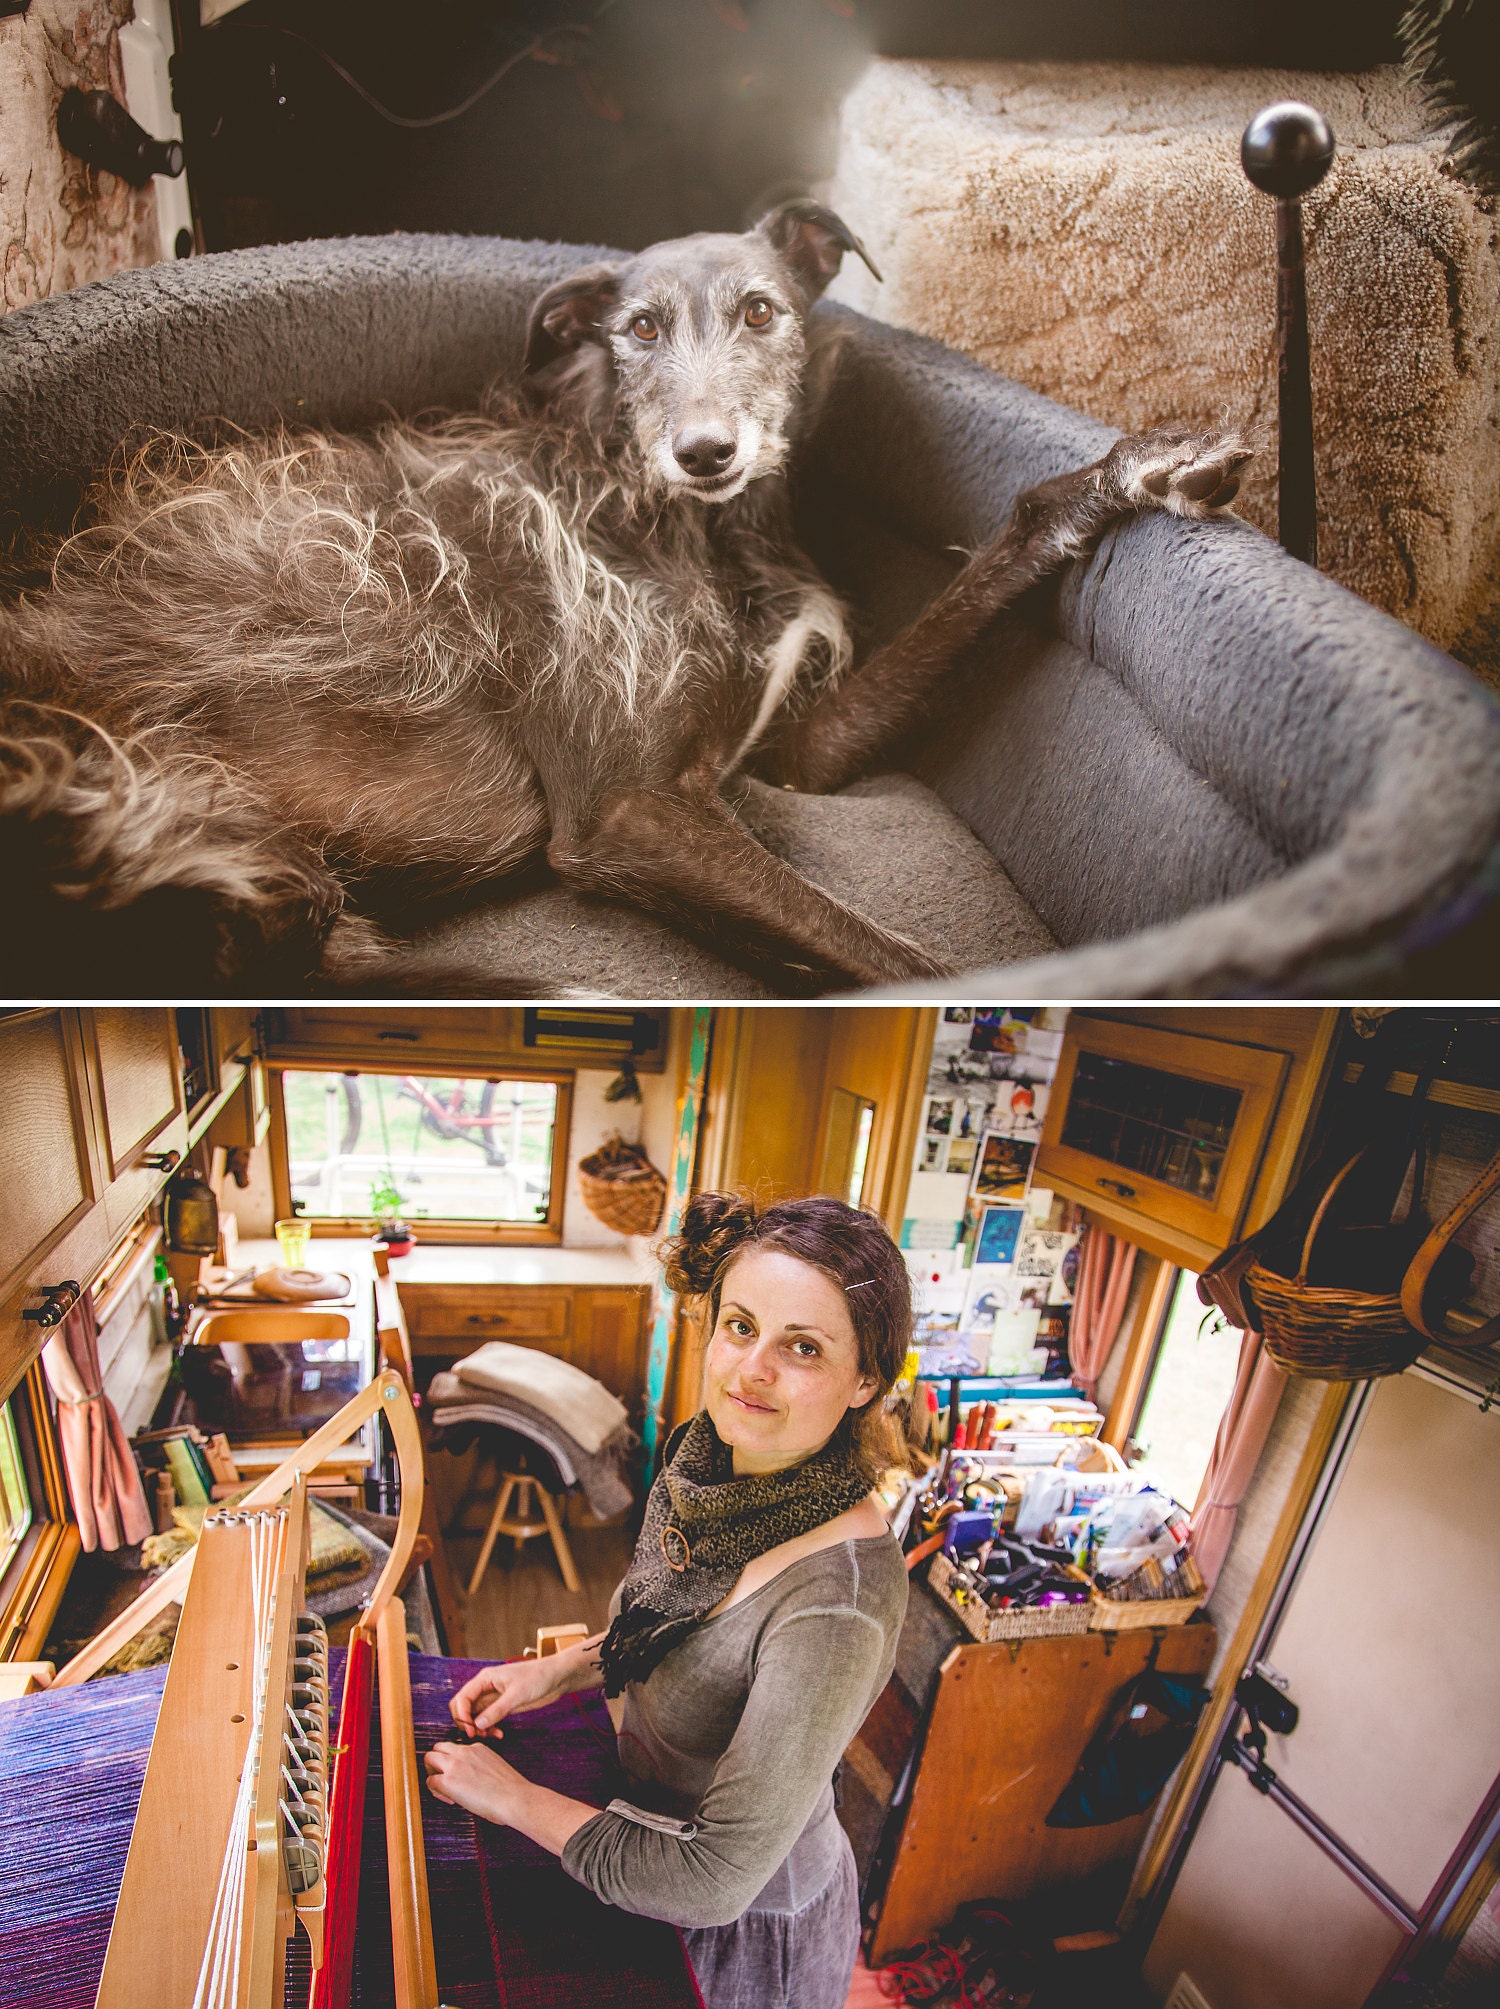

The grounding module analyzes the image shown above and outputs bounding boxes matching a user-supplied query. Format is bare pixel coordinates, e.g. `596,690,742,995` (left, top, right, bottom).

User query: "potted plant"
370,1173,415,1257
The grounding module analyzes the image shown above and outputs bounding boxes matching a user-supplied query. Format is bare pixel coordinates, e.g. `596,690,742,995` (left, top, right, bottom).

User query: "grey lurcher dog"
0,201,1251,994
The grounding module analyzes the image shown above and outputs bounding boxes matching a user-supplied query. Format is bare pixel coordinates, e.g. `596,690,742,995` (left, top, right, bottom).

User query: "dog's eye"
631,314,659,342
744,299,773,329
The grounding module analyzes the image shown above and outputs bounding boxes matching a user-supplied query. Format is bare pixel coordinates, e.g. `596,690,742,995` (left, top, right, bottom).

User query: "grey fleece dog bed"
2,232,1496,998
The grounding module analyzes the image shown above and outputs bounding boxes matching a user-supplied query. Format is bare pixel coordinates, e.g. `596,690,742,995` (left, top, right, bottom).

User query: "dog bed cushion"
400,773,1057,997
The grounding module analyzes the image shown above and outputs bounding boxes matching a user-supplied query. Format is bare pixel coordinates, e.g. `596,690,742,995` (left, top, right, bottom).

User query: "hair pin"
845,1278,878,1290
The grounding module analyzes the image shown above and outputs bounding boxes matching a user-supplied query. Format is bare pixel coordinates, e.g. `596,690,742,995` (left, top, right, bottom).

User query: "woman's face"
704,1247,878,1476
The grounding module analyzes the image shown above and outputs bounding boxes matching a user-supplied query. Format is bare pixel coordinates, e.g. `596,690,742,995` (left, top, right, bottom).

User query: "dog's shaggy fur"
0,202,1250,994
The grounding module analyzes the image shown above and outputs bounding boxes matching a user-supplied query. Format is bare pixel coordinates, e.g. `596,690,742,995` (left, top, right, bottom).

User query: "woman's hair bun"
660,1190,756,1298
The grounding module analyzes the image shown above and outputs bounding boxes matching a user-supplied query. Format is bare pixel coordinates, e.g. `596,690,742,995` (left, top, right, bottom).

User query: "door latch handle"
1096,1177,1137,1200
23,1281,82,1328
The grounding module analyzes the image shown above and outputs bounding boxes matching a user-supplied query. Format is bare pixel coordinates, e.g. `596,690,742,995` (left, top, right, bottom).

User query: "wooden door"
1144,1371,1500,2009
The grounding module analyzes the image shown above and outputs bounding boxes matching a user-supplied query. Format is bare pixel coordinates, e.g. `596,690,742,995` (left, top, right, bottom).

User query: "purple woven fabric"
0,1653,701,2009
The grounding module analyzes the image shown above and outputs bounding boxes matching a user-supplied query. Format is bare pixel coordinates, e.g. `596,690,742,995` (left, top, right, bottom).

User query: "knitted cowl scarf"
599,1408,870,1697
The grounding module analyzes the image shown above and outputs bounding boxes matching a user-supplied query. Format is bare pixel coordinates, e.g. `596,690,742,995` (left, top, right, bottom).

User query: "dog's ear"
754,199,882,300
523,263,622,374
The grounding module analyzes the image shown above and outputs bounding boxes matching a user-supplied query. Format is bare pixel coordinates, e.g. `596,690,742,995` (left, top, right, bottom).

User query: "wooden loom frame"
53,1370,444,2009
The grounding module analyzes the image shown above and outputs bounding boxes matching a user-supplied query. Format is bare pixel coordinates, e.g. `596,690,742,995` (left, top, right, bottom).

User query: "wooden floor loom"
49,1371,448,2009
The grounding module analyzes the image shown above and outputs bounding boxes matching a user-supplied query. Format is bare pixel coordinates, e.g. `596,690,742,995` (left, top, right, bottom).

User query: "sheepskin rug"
826,61,1500,683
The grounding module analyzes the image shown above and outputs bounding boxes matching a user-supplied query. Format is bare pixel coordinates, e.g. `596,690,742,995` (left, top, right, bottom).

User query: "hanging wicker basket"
1246,1146,1494,1382
577,1134,667,1237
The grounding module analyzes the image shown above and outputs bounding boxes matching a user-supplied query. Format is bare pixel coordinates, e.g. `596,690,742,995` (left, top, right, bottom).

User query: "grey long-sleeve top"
561,1533,908,1930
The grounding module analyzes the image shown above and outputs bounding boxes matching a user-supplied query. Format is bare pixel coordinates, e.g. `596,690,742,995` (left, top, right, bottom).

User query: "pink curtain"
1188,1327,1286,1594
41,1289,152,1553
1069,1227,1138,1401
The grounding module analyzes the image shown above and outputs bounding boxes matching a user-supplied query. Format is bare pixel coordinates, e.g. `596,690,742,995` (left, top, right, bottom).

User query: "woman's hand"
448,1657,559,1739
425,1738,530,1824
448,1633,605,1739
425,1737,600,1857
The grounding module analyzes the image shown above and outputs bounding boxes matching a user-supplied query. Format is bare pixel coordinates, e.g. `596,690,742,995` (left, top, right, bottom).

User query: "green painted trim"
641,1007,712,1475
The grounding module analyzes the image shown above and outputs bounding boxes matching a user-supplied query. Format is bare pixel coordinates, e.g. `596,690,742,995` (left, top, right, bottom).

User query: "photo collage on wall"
902,1009,1080,1379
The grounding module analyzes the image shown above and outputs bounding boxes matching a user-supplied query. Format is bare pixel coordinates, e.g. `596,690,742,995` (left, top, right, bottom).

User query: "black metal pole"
1241,102,1335,567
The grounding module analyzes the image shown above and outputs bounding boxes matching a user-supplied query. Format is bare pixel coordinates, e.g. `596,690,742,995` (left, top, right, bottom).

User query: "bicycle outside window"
268,1067,573,1244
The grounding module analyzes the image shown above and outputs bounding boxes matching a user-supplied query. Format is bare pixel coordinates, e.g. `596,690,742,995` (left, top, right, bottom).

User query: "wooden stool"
467,1470,580,1595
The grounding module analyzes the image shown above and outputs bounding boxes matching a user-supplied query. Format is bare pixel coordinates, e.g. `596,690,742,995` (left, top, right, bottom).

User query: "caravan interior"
1,1003,1496,2009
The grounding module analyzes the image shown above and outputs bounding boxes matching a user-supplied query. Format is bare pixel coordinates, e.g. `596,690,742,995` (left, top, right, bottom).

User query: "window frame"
1102,1256,1243,1511
268,1064,574,1246
0,1362,79,1663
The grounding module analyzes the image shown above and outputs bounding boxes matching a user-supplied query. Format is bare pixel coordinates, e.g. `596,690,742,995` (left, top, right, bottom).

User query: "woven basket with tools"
578,1135,667,1237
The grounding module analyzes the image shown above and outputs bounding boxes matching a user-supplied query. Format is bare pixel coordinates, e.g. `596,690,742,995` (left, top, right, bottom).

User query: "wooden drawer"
400,1284,572,1356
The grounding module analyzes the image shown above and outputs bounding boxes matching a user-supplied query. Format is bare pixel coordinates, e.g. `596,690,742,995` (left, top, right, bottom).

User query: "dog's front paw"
1105,428,1254,520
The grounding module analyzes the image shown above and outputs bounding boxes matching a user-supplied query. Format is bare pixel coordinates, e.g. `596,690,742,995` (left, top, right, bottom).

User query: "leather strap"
1400,1144,1500,1346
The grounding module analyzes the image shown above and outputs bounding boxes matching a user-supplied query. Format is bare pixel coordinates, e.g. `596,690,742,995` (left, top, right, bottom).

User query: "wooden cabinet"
0,1011,100,1330
1,1007,187,1406
88,1008,182,1180
262,1006,666,1073
395,1280,650,1417
866,1619,1216,1963
1037,1016,1290,1267
403,1285,572,1353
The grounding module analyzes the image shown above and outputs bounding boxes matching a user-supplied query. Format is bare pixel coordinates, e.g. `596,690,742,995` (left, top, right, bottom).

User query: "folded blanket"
427,1371,637,1521
452,1341,628,1454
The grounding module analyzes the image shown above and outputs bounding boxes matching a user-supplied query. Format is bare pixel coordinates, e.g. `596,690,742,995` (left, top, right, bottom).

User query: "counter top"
232,1238,655,1289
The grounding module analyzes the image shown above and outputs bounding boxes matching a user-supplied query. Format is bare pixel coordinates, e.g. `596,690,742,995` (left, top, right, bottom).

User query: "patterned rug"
0,1652,703,2009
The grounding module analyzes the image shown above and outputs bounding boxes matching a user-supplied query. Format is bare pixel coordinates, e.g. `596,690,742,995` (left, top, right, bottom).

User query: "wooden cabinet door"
1037,1016,1288,1264
89,1008,183,1179
573,1287,650,1420
0,1010,100,1312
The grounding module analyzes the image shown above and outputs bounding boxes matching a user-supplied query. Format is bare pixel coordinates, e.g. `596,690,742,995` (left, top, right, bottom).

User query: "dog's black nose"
673,426,737,477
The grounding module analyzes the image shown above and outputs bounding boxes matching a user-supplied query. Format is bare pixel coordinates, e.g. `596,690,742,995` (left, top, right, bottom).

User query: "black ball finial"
1240,101,1335,199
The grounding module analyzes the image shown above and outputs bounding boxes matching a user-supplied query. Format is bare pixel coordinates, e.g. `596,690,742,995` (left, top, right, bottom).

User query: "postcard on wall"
972,1130,1037,1202
974,1201,1026,1267
946,1135,978,1178
919,1134,948,1174
960,1266,1015,1335
924,1094,956,1136
1014,1224,1082,1304
986,1307,1046,1376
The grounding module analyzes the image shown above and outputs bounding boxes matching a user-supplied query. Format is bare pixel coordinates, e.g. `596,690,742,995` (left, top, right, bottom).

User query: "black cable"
216,0,621,132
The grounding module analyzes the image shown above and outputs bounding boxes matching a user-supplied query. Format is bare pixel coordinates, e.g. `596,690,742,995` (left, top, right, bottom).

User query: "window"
0,1401,33,1587
1128,1268,1243,1511
0,1365,74,1663
272,1069,571,1243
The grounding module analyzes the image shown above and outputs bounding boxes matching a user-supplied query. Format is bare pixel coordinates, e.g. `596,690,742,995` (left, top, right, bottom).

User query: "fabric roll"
40,1290,151,1553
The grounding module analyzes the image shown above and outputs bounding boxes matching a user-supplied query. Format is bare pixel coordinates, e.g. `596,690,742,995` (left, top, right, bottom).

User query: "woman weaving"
424,1193,911,2009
